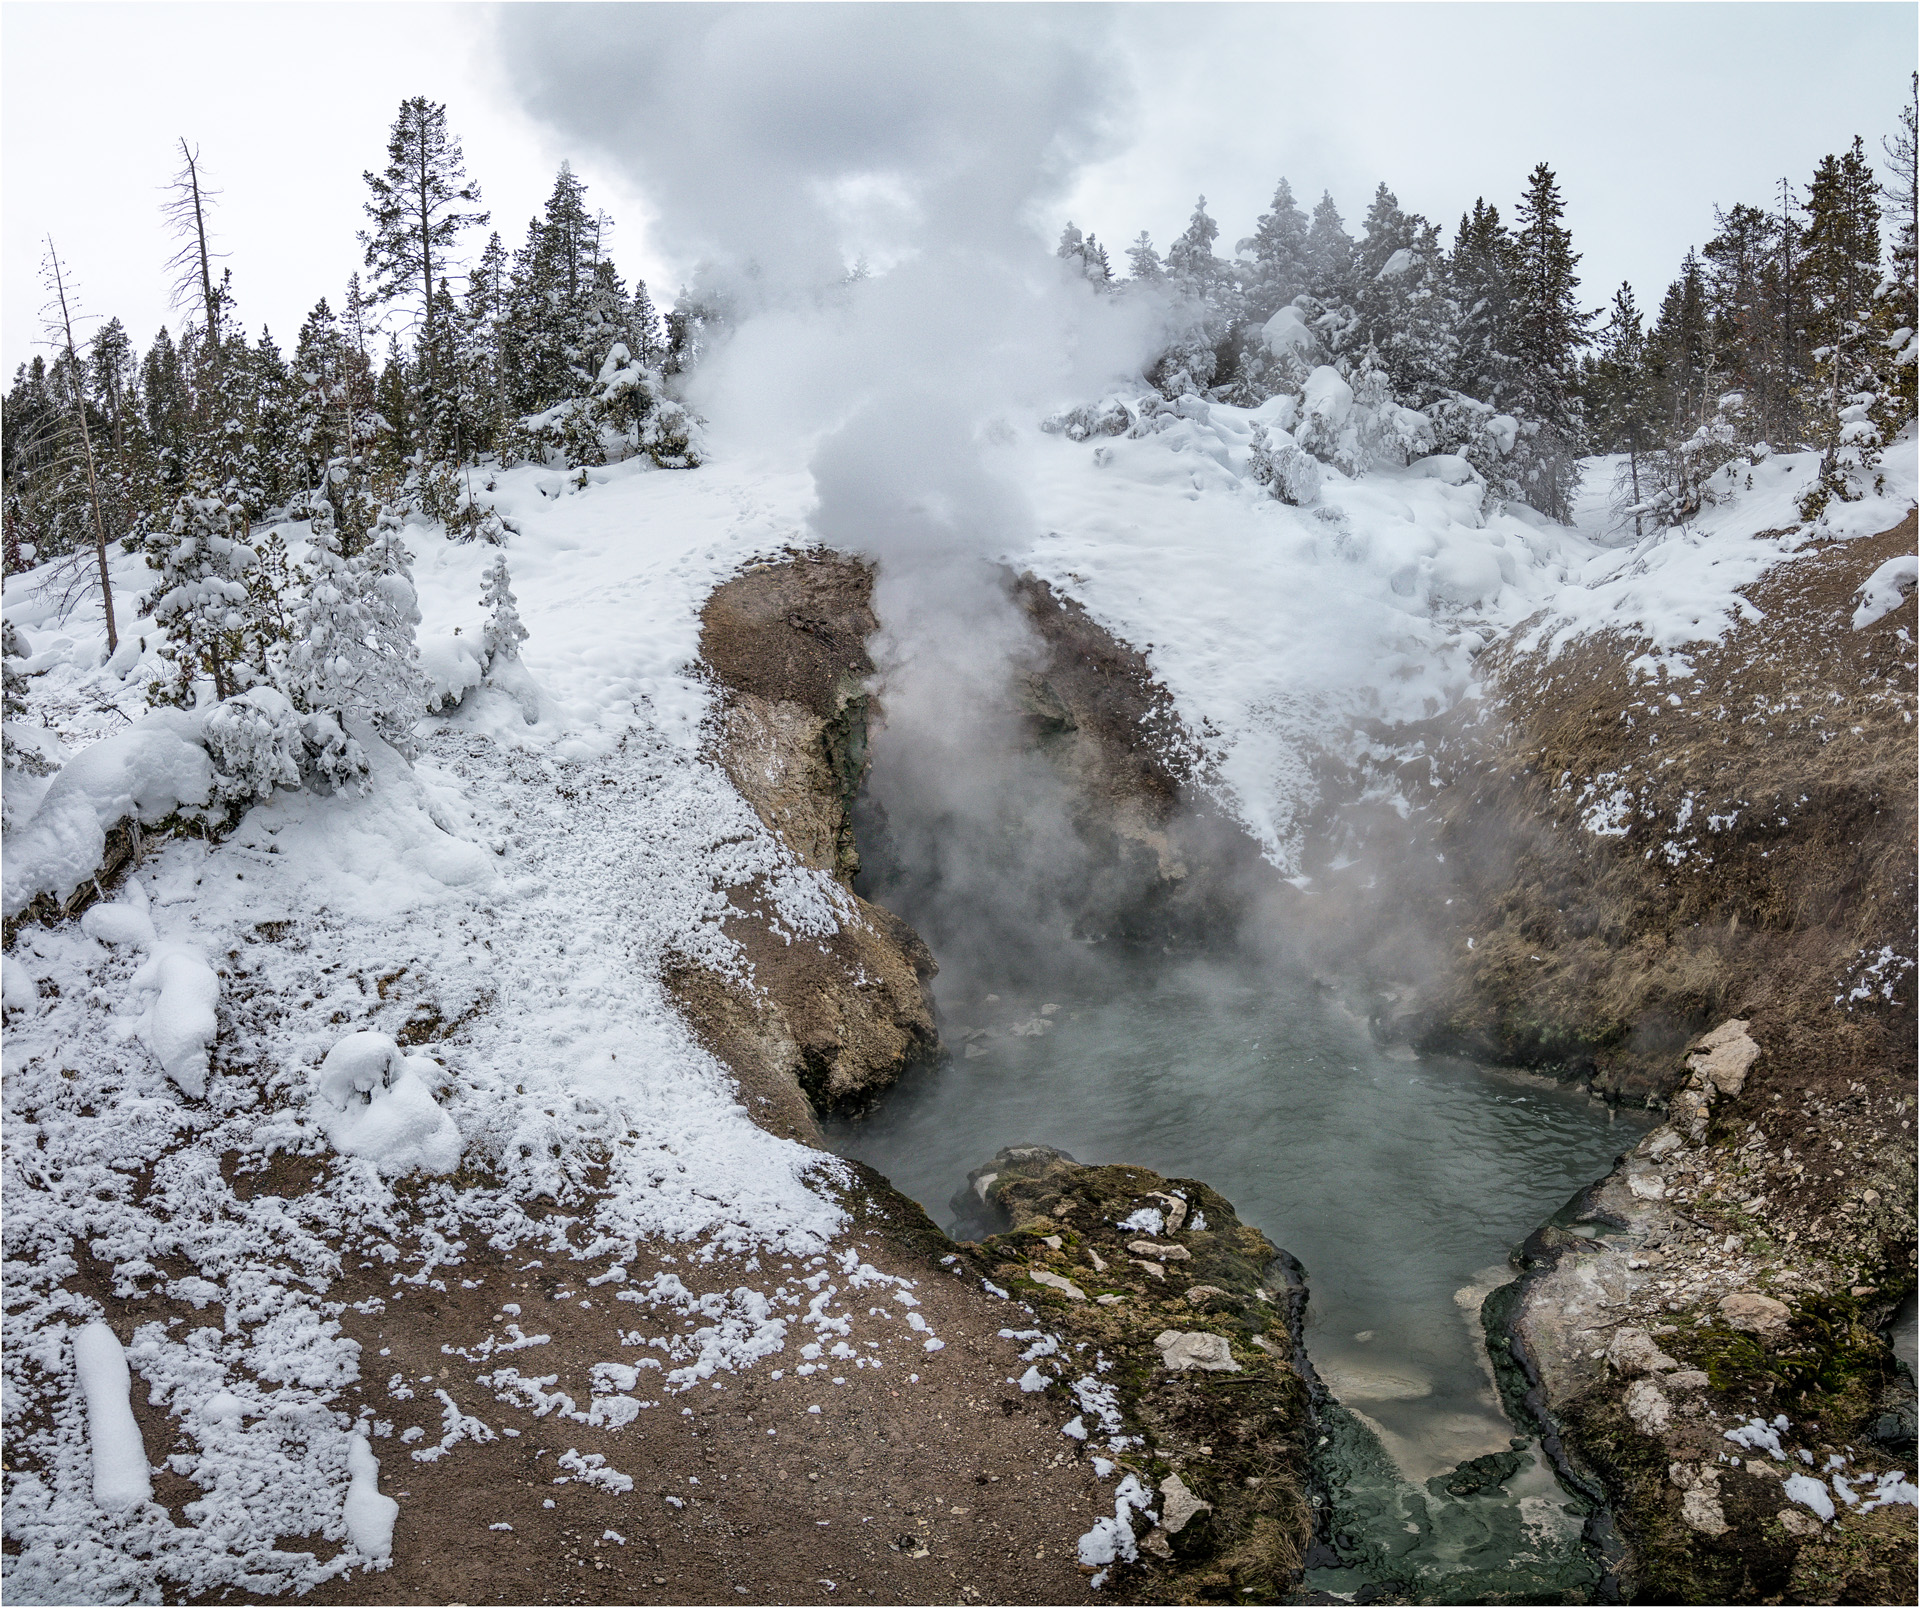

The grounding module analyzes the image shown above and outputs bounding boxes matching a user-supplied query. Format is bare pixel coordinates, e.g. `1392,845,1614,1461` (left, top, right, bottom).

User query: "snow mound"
311,1031,461,1174
80,881,156,947
2,709,212,916
73,1321,152,1512
420,632,488,713
342,1434,398,1561
130,946,221,1099
1852,553,1917,630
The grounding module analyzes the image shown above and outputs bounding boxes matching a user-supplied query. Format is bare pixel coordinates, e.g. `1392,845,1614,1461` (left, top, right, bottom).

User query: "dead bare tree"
40,240,118,654
162,138,225,342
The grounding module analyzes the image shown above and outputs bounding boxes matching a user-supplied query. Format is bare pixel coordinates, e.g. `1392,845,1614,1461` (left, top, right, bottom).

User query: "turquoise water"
828,950,1646,1596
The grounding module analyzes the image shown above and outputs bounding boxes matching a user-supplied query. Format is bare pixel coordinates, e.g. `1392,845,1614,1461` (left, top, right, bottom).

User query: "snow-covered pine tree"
1798,138,1886,512
478,551,527,669
1304,193,1354,305
143,484,264,704
1241,178,1310,321
1507,162,1593,520
1880,72,1918,420
286,498,424,763
1448,200,1516,410
1586,283,1658,537
1125,232,1166,285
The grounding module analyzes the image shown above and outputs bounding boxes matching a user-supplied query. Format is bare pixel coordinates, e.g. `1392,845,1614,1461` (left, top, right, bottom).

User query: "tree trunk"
45,240,118,654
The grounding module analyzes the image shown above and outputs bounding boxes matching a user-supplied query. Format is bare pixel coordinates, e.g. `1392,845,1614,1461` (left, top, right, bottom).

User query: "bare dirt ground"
171,1173,1107,1608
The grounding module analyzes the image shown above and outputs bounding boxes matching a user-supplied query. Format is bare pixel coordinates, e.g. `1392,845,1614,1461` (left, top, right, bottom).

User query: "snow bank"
311,1031,462,1175
1852,553,1917,630
2,709,211,916
420,632,488,713
73,1321,152,1512
130,947,221,1098
342,1434,398,1561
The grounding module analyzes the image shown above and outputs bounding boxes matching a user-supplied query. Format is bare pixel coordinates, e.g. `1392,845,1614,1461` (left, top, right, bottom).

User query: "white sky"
4,2,1914,378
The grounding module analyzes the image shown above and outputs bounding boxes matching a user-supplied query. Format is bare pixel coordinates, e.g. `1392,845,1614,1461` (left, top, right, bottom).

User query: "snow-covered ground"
3,402,1914,1598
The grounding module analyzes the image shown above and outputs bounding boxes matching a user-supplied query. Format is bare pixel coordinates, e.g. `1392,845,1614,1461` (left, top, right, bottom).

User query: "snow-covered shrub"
1294,365,1358,471
1043,398,1132,441
1426,393,1523,500
1248,424,1323,506
419,635,487,714
1,710,214,918
201,687,306,803
299,709,370,796
310,1031,460,1174
2,618,56,788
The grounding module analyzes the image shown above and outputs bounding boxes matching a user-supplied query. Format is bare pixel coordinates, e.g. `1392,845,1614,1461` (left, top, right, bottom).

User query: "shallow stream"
829,950,1648,1598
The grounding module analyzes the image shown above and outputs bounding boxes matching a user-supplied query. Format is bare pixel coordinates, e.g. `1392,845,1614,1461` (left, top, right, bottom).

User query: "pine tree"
161,140,226,346
1508,162,1593,519
1125,232,1165,285
1878,73,1917,419
1241,178,1310,320
1588,283,1658,536
1799,138,1887,508
1303,193,1354,304
40,240,120,650
1448,201,1515,408
479,551,527,667
359,98,488,376
142,485,261,702
286,499,424,758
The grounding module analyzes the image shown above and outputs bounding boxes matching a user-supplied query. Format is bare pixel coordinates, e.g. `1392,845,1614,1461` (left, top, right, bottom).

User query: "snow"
342,1434,398,1561
311,1032,462,1174
1852,553,1918,630
1783,1472,1836,1521
128,946,221,1099
1077,1471,1154,1572
72,1322,151,1513
1,710,213,916
1725,1414,1789,1459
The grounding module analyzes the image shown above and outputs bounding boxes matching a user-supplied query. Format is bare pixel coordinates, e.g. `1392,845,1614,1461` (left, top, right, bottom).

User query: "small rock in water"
1040,1003,1058,1016
1354,1330,1375,1342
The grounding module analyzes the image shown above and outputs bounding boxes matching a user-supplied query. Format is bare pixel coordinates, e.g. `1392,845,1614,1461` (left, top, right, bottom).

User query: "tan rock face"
667,555,944,1126
1718,1291,1791,1339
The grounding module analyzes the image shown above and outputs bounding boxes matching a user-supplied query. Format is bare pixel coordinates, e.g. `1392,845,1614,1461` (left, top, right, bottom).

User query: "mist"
496,1,1253,1009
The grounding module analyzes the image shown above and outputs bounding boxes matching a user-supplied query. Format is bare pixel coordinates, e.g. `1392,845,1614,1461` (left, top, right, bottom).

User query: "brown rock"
1719,1292,1791,1339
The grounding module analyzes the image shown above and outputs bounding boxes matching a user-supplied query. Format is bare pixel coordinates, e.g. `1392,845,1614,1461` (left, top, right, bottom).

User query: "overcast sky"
4,2,1914,378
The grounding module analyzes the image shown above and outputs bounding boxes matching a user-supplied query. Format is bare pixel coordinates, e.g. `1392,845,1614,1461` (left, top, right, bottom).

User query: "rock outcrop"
668,553,939,1129
956,1145,1314,1600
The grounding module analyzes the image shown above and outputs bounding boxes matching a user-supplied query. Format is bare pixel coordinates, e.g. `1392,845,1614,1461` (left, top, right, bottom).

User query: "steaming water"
829,950,1647,1592
829,955,1638,1476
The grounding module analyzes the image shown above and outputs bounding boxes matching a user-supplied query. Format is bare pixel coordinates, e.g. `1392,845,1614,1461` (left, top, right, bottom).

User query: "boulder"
1154,1331,1239,1373
1719,1292,1791,1339
1688,1020,1760,1097
1607,1327,1680,1377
